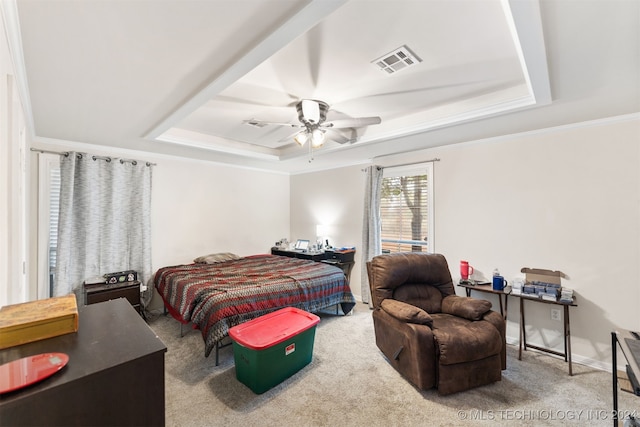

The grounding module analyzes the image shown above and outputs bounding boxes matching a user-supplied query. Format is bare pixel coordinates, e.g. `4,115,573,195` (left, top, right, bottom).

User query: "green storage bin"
229,307,320,394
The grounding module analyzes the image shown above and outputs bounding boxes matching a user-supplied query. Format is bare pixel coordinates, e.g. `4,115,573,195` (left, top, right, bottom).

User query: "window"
37,153,60,299
380,163,434,253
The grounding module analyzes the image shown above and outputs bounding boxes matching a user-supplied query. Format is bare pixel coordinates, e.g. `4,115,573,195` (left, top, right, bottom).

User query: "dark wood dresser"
0,298,167,426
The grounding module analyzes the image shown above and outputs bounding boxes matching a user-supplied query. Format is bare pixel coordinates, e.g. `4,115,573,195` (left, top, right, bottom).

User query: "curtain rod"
361,158,440,172
30,148,157,166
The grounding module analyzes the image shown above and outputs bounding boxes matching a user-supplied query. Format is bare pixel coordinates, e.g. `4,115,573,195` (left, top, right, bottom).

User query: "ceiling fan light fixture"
311,128,325,148
294,131,308,146
253,97,380,151
297,99,328,125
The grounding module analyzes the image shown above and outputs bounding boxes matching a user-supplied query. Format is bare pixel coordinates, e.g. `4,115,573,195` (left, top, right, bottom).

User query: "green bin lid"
229,307,320,350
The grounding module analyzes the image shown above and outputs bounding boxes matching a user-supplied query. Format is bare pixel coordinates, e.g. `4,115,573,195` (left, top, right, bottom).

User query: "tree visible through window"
380,164,433,253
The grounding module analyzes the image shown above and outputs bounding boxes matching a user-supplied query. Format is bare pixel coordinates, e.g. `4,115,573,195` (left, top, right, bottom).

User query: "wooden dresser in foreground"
0,298,167,426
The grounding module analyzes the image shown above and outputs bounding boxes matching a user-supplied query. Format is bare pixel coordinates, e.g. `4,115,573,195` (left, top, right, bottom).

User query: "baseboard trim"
505,335,613,373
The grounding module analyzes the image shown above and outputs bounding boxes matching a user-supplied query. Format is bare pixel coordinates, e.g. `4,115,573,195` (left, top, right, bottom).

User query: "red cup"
460,261,474,280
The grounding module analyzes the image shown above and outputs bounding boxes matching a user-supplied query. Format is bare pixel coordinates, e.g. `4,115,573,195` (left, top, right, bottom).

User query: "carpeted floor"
147,303,638,426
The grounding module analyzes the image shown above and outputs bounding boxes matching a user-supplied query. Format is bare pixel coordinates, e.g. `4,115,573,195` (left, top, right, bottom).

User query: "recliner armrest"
441,295,492,321
380,299,433,327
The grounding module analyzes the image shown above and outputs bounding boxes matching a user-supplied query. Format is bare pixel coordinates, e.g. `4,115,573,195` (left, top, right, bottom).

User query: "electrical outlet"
551,308,561,321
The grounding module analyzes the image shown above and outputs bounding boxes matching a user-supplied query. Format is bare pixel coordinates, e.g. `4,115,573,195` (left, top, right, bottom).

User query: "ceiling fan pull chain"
308,141,314,163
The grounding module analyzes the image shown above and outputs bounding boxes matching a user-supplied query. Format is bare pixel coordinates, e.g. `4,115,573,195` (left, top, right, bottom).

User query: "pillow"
380,299,433,327
193,252,241,264
441,295,491,321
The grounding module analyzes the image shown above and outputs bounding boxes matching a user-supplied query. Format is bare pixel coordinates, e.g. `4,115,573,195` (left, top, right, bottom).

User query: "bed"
154,254,356,363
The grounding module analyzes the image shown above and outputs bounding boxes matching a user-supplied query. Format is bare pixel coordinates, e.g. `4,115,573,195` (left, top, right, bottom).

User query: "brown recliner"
367,252,506,395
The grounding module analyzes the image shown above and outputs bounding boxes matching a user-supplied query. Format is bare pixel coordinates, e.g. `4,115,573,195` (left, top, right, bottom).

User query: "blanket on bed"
154,254,356,357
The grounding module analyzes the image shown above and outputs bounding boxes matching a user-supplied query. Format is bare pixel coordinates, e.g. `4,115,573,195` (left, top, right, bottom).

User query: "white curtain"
54,152,153,307
361,165,383,306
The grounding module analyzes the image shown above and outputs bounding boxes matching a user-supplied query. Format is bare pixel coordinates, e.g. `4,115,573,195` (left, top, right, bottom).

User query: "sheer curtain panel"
361,165,383,306
55,152,153,307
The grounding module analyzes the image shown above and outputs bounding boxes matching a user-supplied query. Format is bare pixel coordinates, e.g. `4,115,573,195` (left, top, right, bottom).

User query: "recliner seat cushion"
431,313,502,365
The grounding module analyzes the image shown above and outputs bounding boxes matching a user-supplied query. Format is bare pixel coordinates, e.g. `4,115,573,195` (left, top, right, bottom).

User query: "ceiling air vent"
372,45,422,75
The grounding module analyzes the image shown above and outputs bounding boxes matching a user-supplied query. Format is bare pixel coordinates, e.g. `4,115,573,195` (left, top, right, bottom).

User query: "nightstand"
322,249,355,284
321,259,355,284
271,247,356,284
270,247,326,261
84,281,142,316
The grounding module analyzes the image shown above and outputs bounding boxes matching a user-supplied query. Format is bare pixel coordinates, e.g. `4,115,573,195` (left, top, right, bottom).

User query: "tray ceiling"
9,0,639,172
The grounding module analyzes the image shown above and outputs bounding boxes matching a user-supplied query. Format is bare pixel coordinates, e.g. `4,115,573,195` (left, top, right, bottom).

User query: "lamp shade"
311,129,325,147
294,131,308,146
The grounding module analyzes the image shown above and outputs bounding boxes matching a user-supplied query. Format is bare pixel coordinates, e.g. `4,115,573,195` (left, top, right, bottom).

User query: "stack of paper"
559,287,574,304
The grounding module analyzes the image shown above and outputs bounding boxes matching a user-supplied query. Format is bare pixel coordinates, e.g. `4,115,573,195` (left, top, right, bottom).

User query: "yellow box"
0,294,79,349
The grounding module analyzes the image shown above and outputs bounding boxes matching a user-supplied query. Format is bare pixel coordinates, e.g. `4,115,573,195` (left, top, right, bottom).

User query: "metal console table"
515,294,577,375
611,330,640,427
457,280,577,375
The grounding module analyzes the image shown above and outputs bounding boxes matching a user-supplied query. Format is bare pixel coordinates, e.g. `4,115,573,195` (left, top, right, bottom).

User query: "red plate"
0,352,69,394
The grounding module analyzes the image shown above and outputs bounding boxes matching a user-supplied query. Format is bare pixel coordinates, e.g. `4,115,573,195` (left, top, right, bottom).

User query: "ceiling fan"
246,99,382,148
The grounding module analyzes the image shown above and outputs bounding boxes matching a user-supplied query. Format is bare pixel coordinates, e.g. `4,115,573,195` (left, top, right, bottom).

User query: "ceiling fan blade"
323,116,381,128
243,119,301,128
216,82,299,107
266,25,323,100
216,95,281,108
363,83,478,100
325,129,351,144
333,81,483,108
307,23,322,91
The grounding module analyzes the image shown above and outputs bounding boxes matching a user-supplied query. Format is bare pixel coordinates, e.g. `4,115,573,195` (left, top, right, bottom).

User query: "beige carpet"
148,303,638,426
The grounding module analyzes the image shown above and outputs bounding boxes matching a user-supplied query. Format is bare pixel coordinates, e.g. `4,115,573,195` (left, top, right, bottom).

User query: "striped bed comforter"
154,254,356,357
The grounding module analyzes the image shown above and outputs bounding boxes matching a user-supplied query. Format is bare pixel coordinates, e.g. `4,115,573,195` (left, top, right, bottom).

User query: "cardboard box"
0,294,79,349
520,268,567,300
520,267,565,286
229,307,320,394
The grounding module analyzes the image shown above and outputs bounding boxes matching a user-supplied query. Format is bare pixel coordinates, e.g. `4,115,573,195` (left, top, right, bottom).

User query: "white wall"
290,115,640,368
289,165,365,292
151,158,290,267
1,9,29,306
150,157,290,309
